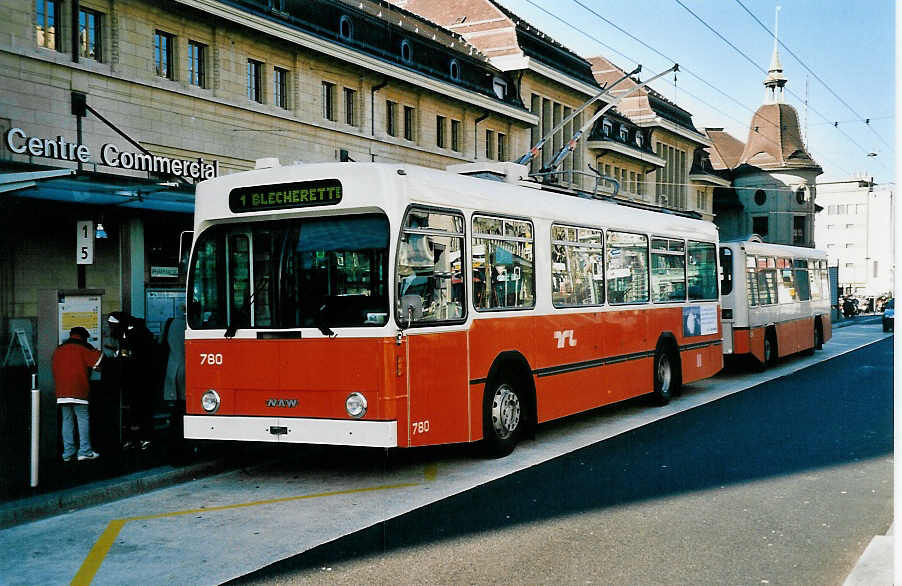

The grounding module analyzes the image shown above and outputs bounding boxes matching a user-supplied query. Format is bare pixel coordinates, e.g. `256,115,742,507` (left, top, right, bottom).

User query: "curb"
843,523,894,586
0,458,228,529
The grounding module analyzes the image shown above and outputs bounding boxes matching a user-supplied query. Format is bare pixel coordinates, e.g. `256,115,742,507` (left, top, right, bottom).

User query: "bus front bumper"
184,415,398,447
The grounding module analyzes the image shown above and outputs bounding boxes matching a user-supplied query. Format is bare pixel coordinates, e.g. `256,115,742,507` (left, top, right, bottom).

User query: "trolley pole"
30,372,39,487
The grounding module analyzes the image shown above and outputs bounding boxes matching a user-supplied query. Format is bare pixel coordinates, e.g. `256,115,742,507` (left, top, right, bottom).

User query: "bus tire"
481,374,524,458
652,343,679,405
814,319,824,350
764,328,778,367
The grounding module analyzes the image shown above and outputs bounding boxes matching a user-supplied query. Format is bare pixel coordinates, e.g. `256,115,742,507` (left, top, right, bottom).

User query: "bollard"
30,373,39,488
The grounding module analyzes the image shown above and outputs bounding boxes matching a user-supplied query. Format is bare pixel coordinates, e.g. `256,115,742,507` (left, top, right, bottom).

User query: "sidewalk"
843,523,894,586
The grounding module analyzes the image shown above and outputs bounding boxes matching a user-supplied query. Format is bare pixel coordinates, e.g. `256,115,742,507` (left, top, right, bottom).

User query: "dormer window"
619,127,629,142
635,133,644,148
339,15,353,40
449,59,461,82
602,119,612,137
400,39,413,64
492,76,507,99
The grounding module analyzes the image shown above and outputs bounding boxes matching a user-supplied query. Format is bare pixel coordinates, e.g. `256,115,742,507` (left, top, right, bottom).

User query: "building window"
696,190,707,210
386,100,397,137
273,67,288,109
154,31,174,79
436,116,446,148
403,105,415,141
449,59,461,82
344,88,357,126
187,41,206,87
796,187,807,204
36,0,60,51
322,81,336,120
339,15,353,40
619,126,629,142
635,133,644,148
400,39,413,63
485,130,495,159
451,119,461,152
754,189,767,206
792,216,806,245
247,60,263,102
497,133,506,161
752,216,769,238
79,8,102,61
492,77,507,99
602,119,612,137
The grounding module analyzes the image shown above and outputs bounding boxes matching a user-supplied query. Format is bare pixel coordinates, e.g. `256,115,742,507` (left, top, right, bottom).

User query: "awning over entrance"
0,163,196,214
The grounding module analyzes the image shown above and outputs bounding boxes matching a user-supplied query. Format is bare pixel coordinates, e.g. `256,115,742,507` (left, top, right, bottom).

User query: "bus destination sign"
229,179,343,213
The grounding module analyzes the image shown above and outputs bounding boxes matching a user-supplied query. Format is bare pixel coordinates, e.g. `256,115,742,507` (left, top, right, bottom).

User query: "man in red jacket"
53,326,103,461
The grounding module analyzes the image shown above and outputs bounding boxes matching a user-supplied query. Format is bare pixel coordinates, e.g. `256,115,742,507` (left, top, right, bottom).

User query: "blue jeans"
60,403,93,459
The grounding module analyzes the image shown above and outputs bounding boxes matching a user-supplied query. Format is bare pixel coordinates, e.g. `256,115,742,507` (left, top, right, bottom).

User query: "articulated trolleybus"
719,236,831,368
184,160,722,456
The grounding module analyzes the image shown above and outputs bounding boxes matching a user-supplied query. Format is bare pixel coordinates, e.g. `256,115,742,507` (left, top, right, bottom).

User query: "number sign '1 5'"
229,179,343,213
76,220,94,265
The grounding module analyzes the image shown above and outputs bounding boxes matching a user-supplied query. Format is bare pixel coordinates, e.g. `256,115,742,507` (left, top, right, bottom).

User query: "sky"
496,0,896,185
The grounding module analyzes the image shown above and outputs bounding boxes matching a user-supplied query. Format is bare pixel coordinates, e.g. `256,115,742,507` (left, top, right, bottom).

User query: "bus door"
397,208,470,446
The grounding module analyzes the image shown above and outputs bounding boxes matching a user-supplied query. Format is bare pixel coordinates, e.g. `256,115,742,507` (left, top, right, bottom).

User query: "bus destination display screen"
229,179,343,213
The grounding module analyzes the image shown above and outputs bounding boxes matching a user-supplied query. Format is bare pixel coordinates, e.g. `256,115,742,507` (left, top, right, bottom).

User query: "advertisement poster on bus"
682,305,718,337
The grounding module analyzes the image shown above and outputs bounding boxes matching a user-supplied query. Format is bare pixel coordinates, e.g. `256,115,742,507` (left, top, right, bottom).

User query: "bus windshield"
188,214,390,330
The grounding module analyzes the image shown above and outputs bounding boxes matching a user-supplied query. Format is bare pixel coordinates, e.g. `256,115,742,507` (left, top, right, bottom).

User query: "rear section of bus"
183,163,407,447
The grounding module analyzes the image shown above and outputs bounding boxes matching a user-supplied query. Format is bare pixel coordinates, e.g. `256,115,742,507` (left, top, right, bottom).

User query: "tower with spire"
706,7,822,247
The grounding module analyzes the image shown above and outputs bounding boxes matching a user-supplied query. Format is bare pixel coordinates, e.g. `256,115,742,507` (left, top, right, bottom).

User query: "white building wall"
814,177,895,297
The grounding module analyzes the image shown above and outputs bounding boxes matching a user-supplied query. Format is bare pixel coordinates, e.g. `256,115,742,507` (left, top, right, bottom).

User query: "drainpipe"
71,0,80,63
371,79,388,136
473,111,489,160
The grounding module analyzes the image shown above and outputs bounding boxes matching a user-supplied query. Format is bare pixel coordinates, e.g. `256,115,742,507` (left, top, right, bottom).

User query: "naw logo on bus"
266,398,298,408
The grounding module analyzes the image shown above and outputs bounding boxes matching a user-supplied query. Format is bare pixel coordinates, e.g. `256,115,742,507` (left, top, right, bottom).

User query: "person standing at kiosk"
108,312,155,451
53,327,103,461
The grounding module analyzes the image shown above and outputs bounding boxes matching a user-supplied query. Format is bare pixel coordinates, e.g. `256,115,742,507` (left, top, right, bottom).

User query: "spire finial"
764,5,787,103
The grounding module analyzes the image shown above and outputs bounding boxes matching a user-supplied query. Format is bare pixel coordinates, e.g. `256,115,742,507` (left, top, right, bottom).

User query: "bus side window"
397,208,466,324
472,215,535,311
687,241,717,300
606,231,648,304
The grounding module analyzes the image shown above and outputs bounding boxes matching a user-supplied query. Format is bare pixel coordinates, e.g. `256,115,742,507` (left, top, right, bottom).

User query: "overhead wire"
523,0,853,176
672,0,888,172
733,0,894,154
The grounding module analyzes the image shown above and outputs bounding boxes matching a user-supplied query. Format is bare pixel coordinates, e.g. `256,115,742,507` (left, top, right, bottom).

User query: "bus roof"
194,162,718,241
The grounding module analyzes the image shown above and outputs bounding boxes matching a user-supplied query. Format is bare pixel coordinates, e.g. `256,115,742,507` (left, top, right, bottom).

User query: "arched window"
449,59,460,82
400,39,413,64
339,15,353,40
754,189,767,206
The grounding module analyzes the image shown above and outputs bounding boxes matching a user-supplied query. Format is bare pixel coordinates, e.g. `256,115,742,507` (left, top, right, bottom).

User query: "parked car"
883,298,894,332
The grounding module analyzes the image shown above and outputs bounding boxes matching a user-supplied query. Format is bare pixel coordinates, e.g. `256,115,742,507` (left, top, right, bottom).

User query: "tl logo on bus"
553,330,577,349
266,398,298,408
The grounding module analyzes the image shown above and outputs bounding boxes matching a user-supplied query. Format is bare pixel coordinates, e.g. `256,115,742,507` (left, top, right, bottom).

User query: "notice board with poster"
145,289,186,341
58,295,102,346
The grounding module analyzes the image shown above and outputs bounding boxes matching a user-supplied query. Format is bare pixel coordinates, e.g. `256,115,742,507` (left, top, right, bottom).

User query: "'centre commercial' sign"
5,127,219,180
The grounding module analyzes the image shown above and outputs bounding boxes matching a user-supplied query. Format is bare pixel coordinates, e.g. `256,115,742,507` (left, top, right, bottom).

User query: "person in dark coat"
108,312,155,451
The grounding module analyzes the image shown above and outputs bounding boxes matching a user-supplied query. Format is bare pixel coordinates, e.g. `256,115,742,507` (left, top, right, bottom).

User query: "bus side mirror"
178,231,194,276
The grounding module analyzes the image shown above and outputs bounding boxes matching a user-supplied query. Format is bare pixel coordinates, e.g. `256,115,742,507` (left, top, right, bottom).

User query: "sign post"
76,220,94,265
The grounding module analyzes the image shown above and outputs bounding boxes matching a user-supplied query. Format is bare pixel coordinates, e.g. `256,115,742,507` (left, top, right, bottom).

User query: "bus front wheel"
481,377,523,458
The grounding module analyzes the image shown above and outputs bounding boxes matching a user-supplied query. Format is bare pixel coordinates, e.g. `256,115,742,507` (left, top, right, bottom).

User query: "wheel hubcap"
491,384,521,439
657,354,671,393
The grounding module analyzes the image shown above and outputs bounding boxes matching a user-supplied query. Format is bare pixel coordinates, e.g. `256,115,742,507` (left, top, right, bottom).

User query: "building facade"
815,177,895,297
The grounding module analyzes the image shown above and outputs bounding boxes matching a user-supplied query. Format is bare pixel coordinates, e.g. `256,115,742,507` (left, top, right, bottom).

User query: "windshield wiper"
225,275,270,338
316,303,335,338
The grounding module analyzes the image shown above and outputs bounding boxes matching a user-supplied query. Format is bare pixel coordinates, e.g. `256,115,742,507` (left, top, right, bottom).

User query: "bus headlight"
201,389,221,413
345,392,367,418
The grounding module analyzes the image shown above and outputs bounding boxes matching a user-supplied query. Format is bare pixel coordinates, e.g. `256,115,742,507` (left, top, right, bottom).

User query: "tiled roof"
739,103,821,172
704,128,746,170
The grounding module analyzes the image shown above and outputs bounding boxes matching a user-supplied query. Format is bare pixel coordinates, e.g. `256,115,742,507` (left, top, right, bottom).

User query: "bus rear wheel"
481,377,523,458
763,329,778,367
652,346,678,405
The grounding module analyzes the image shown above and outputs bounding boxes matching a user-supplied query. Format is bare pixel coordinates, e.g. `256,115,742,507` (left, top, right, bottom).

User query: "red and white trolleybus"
719,236,832,368
183,160,723,455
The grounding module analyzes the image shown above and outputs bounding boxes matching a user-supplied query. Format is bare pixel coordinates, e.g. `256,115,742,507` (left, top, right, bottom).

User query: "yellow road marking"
71,481,419,585
424,463,438,481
